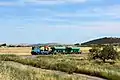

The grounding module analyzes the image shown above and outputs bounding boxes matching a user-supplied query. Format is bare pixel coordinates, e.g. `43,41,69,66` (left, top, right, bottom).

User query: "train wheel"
31,52,35,55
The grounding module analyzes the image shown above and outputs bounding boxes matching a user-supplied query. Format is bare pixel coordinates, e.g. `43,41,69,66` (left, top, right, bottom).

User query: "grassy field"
0,54,120,80
0,46,120,80
0,61,88,80
0,47,32,55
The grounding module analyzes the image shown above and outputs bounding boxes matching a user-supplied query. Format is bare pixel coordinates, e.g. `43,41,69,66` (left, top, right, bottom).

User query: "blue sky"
0,0,120,44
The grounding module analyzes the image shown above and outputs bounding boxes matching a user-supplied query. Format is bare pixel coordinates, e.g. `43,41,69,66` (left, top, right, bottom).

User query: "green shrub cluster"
89,45,119,62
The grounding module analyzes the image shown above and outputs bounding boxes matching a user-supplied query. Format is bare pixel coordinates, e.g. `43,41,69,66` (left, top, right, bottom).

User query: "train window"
59,50,63,52
58,50,60,52
56,50,63,53
73,50,78,52
56,50,58,52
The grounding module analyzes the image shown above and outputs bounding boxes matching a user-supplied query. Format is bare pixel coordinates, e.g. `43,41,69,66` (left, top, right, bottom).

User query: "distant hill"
28,43,74,47
28,43,63,47
81,37,120,45
4,43,73,47
27,43,43,47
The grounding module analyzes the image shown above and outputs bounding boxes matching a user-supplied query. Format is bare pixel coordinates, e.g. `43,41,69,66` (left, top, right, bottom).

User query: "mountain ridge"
81,37,120,45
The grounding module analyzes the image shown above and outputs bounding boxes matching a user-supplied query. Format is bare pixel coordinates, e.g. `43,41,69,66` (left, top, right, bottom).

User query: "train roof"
71,47,80,49
54,47,66,49
53,46,80,50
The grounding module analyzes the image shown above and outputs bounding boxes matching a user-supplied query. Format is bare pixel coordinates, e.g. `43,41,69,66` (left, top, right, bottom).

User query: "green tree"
0,43,6,47
89,47,101,60
100,45,118,62
89,45,119,63
74,43,80,46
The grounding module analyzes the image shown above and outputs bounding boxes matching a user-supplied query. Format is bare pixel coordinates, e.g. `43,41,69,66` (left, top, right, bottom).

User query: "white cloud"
0,2,16,6
93,5,120,18
0,0,87,6
49,21,120,34
23,0,88,5
54,12,101,18
0,0,103,6
49,4,120,20
25,0,87,3
42,18,68,22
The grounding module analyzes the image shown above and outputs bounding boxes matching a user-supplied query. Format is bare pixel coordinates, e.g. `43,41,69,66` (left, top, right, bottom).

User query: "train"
31,46,81,55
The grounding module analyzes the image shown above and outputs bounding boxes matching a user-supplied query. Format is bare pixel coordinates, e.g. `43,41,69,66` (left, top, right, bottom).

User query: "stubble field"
0,47,92,55
0,47,32,55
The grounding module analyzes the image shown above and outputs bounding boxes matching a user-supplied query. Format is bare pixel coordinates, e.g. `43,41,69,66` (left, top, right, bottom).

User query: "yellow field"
0,47,92,55
0,47,32,55
117,48,120,52
80,47,92,53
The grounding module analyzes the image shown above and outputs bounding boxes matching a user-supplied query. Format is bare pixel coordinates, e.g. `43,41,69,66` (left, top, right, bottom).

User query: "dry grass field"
0,54,119,80
80,47,92,53
0,46,119,55
0,47,92,55
0,47,32,55
0,61,88,80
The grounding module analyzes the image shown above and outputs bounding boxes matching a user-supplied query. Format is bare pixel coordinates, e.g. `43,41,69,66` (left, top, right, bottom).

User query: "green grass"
1,54,120,80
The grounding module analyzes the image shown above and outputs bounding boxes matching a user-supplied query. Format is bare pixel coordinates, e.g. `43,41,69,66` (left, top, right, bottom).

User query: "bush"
89,45,119,63
0,54,18,61
88,47,101,60
0,43,6,47
51,61,76,74
100,45,118,62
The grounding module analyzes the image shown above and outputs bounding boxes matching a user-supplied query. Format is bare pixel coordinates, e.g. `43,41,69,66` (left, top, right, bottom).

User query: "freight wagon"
31,46,81,55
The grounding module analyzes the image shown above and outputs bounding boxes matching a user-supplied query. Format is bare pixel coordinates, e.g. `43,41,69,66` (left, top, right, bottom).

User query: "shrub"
0,54,18,61
100,45,119,62
51,61,76,74
89,45,119,63
88,47,101,60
